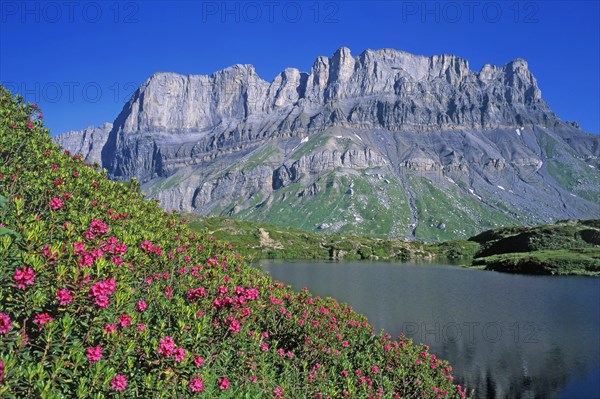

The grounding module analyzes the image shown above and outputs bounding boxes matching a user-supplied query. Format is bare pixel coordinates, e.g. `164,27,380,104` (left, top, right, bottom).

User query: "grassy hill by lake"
186,215,600,276
469,219,600,276
185,214,480,263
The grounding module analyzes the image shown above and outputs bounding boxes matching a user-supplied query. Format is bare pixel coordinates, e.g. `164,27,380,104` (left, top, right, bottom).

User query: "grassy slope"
187,215,600,276
186,214,480,263
469,220,600,275
540,130,600,203
0,87,466,398
409,175,517,242
234,167,413,239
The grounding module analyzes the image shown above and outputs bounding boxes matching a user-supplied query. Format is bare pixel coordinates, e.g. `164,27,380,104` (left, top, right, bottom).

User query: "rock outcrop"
54,122,112,166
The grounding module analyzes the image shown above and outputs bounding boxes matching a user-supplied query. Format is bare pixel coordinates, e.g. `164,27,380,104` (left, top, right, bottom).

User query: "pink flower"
78,253,94,267
90,248,104,259
228,318,241,333
104,324,117,333
186,287,206,302
73,241,86,255
90,278,116,297
33,313,53,330
86,346,103,363
115,243,127,254
194,356,204,367
136,323,147,331
83,231,95,240
269,296,283,305
0,312,12,334
118,314,132,328
110,374,127,392
94,295,109,308
218,377,230,390
140,240,153,252
13,266,35,289
89,278,116,307
42,244,53,257
136,300,147,312
18,331,28,346
158,336,175,357
273,386,284,399
89,218,108,235
49,197,63,210
174,347,186,362
371,365,379,374
189,378,204,392
56,288,73,305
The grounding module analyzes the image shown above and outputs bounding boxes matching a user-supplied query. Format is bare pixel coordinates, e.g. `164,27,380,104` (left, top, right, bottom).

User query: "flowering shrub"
0,86,469,398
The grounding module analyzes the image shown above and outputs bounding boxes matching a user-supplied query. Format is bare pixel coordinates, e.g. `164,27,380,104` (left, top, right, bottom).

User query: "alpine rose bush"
0,86,470,398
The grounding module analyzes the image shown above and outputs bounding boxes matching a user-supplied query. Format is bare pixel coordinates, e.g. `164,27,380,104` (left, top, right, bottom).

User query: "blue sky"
1,0,599,134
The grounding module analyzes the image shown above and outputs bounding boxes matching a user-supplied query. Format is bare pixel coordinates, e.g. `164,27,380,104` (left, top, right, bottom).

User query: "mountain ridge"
54,47,600,241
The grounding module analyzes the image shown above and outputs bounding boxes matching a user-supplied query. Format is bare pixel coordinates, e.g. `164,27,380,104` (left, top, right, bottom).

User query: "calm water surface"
258,261,600,399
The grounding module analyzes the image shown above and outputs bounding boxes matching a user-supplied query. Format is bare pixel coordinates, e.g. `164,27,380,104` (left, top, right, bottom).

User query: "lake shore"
187,216,600,277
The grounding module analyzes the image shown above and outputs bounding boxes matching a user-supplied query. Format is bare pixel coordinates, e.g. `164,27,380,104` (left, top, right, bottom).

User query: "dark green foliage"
469,220,600,275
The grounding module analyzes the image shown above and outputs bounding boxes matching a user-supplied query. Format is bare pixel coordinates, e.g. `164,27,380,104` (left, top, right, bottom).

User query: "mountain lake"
256,261,600,399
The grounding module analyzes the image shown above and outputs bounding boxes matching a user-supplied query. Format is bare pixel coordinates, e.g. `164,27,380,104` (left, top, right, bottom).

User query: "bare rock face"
54,122,112,165
53,47,600,240
96,47,557,182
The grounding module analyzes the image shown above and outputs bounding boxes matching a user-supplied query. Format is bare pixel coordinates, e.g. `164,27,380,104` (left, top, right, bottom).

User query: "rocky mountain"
54,122,112,166
54,47,600,241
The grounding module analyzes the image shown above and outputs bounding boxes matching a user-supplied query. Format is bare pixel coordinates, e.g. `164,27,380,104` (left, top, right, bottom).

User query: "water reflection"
258,261,600,399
